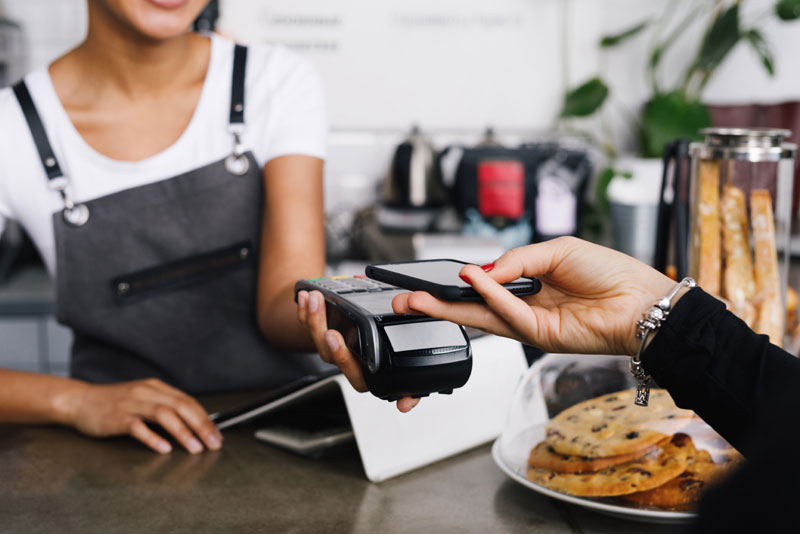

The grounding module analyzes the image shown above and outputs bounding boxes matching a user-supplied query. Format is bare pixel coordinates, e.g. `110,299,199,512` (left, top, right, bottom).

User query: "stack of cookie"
527,389,742,509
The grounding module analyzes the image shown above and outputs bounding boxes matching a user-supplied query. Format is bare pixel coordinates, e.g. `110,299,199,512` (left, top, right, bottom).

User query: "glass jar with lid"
687,128,797,347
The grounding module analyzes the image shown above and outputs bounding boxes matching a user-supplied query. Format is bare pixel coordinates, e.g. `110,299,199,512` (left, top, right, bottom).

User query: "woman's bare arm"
0,368,83,424
256,154,325,351
0,368,222,454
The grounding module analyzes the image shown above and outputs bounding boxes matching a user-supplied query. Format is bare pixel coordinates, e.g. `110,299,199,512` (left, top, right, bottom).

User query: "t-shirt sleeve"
254,53,328,165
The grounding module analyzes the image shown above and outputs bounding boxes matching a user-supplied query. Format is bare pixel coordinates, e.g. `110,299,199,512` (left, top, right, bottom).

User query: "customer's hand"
61,379,223,454
393,237,678,356
296,290,420,412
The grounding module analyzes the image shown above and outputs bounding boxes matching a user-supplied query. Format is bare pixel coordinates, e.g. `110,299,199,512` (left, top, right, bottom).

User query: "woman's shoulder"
0,80,30,144
212,34,321,92
0,84,16,116
0,79,23,120
0,67,53,123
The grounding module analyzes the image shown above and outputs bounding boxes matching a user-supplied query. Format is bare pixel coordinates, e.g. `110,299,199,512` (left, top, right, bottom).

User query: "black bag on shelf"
450,143,591,242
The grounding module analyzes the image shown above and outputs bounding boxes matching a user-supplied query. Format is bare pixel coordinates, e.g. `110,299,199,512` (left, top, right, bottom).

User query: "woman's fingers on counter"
127,379,222,454
171,399,223,451
129,418,173,454
150,405,205,454
134,379,222,453
68,379,222,454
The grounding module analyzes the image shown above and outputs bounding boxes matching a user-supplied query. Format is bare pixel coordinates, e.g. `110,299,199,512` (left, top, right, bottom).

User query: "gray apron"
13,45,322,393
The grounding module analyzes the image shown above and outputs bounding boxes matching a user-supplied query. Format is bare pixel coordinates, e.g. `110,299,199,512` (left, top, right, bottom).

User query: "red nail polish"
459,274,472,285
481,263,495,272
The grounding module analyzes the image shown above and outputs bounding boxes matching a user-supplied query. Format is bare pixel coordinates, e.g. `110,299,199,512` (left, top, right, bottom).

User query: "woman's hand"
58,378,223,454
296,290,420,412
393,237,677,356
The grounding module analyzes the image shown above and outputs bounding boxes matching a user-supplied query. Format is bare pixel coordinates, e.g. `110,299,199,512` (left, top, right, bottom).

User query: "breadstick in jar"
720,185,756,327
751,190,784,346
692,160,721,295
787,286,798,329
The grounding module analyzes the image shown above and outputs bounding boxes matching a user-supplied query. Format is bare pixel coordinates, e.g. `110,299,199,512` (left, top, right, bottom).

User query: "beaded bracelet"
631,277,696,407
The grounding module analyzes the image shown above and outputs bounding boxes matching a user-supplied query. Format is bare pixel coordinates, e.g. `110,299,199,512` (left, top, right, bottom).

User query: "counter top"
0,391,681,534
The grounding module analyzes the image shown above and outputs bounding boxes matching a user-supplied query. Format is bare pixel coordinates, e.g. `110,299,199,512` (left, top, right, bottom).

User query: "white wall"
218,0,603,133
0,0,86,74
2,0,799,155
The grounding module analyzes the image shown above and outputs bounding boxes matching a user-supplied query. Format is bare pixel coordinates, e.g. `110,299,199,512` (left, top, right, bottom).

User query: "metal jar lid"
690,127,797,162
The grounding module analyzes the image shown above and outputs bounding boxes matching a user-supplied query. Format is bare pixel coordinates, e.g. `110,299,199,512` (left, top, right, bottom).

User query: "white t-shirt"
0,34,327,275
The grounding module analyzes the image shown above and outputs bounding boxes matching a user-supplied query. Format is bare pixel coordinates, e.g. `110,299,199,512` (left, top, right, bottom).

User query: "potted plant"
559,0,800,242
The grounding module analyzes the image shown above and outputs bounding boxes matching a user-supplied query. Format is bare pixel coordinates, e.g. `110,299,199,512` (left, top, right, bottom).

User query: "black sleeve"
641,287,800,532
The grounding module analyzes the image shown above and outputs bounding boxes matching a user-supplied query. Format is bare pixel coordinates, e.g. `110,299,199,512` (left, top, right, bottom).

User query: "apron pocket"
111,241,252,305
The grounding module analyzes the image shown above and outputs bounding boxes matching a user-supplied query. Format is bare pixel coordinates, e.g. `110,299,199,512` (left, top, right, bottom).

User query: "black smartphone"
365,259,541,301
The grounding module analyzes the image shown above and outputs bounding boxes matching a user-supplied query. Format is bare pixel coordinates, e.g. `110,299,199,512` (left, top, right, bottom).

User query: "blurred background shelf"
0,266,71,375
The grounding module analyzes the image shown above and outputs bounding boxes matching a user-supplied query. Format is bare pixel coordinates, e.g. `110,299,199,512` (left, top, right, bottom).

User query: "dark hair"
192,0,219,32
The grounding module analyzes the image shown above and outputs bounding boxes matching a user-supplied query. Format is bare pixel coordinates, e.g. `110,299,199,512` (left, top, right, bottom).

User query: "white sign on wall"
220,0,602,132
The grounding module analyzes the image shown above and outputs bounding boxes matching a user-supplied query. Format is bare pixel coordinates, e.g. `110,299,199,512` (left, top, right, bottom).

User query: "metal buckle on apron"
225,129,250,176
51,177,90,227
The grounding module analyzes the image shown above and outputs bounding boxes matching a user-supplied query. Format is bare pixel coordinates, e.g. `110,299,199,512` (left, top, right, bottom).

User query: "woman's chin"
131,18,194,41
97,0,206,41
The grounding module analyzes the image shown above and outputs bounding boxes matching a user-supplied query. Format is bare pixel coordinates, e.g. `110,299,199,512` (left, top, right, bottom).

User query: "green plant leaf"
580,201,605,238
595,167,616,216
600,19,650,48
648,45,664,72
744,29,775,76
697,4,741,72
776,0,800,20
640,92,711,158
560,77,609,118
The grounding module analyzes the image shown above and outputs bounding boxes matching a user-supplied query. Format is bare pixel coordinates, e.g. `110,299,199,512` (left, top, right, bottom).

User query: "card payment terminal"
295,275,472,401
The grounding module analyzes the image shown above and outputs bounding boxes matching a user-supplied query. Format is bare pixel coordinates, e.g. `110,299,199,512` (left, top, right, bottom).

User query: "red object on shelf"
477,160,525,220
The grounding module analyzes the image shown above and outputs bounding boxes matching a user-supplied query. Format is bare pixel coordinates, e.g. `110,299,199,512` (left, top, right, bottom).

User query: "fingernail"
157,441,172,454
308,292,320,312
325,330,340,352
459,274,472,285
207,433,222,450
481,263,495,272
298,292,307,309
187,438,203,454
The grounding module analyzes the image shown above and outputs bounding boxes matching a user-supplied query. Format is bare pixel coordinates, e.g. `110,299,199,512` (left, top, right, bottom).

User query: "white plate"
491,424,697,525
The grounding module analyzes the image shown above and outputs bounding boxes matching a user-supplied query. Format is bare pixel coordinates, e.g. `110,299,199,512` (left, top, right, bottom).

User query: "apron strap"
13,80,90,226
13,81,65,182
229,44,247,129
225,44,251,175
